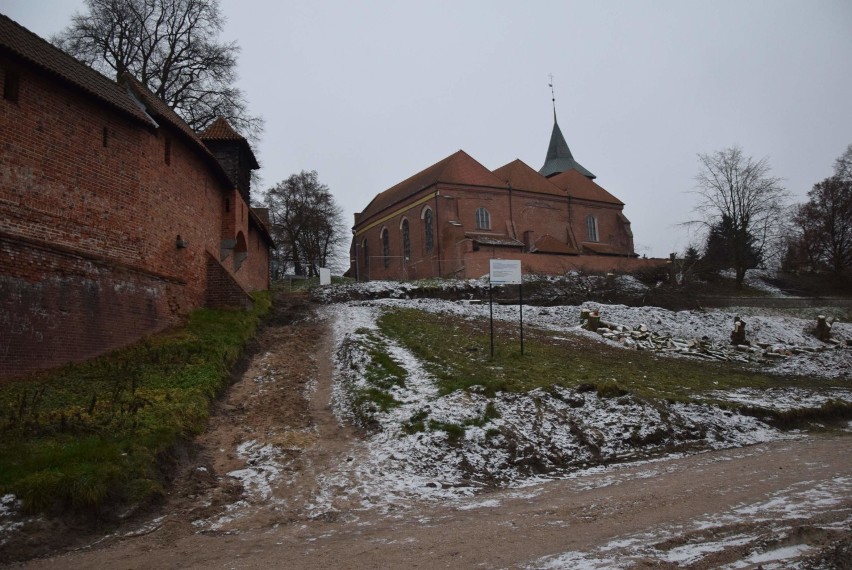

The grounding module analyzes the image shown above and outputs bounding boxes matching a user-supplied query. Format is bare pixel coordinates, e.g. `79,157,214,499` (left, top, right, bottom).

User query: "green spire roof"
538,116,596,179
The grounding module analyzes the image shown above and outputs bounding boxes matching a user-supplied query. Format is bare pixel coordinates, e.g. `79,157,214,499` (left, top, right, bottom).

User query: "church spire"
538,76,596,180
549,73,557,122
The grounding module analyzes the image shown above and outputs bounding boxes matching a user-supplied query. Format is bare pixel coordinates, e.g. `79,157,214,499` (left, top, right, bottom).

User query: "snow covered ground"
306,281,851,512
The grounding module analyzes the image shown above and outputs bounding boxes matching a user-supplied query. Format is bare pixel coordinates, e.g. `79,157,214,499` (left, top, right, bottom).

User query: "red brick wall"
459,251,668,279
0,54,269,380
0,235,186,378
205,253,252,309
351,181,637,281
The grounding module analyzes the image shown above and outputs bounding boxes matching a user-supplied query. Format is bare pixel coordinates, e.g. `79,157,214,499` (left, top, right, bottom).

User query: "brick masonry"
352,182,665,281
0,39,270,380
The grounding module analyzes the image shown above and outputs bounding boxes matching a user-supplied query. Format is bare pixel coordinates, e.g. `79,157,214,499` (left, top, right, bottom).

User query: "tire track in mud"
11,294,852,569
180,293,358,532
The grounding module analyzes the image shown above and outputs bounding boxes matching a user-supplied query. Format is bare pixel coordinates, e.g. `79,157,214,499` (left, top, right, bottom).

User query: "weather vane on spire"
548,73,557,120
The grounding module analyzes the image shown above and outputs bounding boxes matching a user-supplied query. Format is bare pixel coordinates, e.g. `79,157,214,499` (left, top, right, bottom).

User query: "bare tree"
835,143,852,182
263,171,346,279
53,0,262,140
789,145,852,274
792,178,852,273
691,146,788,287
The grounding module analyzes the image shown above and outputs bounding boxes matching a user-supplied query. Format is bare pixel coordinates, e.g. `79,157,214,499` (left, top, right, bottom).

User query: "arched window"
401,218,411,261
362,238,369,274
475,207,491,230
422,207,434,252
586,215,599,242
381,228,390,267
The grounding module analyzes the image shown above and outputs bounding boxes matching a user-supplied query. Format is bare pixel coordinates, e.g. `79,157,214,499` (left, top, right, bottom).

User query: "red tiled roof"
358,150,506,223
582,242,626,255
0,14,151,124
121,75,206,148
549,169,624,205
465,232,524,247
201,116,244,140
533,234,580,255
200,116,259,169
493,159,565,197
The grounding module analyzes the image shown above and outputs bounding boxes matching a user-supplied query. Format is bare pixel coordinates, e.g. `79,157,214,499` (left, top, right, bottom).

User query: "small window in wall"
3,68,20,103
164,137,172,165
586,215,599,242
102,127,109,147
225,197,230,212
475,207,491,230
381,228,390,268
423,207,434,252
401,219,411,261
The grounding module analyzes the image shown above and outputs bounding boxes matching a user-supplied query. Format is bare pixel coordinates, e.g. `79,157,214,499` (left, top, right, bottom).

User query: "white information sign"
489,259,522,285
319,267,331,286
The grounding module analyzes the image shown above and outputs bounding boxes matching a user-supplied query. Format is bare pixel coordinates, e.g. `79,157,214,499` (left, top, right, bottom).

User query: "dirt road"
13,295,852,569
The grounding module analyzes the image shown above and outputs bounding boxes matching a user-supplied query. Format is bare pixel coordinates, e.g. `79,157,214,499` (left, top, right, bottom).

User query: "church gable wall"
570,200,633,253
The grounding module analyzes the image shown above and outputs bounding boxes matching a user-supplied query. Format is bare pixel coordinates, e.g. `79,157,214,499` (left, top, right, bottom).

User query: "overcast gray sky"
4,0,851,259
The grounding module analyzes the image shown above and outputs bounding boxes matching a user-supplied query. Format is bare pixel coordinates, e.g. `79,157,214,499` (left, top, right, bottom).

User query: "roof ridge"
0,14,150,124
200,116,246,141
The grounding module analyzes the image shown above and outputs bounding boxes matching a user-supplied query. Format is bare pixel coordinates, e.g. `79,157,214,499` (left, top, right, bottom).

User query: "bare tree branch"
52,0,263,143
690,146,789,286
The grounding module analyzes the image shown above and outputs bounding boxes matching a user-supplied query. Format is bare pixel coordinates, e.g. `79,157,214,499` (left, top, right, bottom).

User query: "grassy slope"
0,292,271,514
376,308,845,401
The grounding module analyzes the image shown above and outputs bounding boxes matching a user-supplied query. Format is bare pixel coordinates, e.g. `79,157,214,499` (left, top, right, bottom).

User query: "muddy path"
8,294,852,568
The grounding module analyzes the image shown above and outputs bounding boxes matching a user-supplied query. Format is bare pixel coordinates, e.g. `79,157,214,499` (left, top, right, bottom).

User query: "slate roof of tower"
358,150,506,223
539,117,596,179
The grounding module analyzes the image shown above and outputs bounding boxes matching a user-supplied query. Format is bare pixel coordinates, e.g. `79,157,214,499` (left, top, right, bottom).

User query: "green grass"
0,292,271,515
376,308,843,402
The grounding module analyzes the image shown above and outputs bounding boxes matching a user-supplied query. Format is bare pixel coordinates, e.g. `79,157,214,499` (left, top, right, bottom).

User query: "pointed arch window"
475,207,491,230
586,215,599,242
423,207,434,252
381,228,390,267
401,219,411,261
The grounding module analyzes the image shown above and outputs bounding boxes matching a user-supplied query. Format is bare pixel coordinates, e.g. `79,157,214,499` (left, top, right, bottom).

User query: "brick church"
0,15,272,380
349,109,655,281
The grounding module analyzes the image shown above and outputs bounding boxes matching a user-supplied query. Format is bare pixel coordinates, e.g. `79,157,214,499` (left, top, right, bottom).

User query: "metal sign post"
489,259,523,358
519,281,524,355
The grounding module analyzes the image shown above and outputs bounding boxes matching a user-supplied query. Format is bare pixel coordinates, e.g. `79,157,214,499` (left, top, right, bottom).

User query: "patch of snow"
707,387,852,411
0,494,24,545
530,474,850,569
312,301,851,514
662,535,754,564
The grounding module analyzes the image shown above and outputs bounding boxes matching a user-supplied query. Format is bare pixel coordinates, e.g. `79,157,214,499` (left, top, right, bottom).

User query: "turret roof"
538,117,596,179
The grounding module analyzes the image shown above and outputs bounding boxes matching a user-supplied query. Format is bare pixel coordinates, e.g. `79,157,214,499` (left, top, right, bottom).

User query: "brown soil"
4,293,851,569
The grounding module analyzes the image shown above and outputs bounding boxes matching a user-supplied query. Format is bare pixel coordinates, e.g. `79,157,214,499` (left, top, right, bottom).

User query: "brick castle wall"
0,52,269,380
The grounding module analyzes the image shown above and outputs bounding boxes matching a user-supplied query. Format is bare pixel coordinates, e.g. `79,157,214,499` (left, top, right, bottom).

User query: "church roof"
358,150,505,223
493,159,565,197
539,117,596,179
549,169,623,206
200,117,260,169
